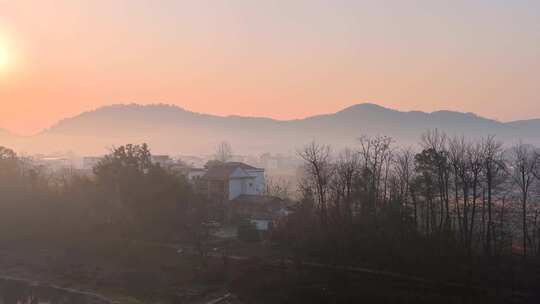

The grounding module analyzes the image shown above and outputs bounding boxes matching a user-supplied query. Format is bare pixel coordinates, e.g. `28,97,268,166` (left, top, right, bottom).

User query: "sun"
0,44,10,69
0,50,8,69
0,36,13,72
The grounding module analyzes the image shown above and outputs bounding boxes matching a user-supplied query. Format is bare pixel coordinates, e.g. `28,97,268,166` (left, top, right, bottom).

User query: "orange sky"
1,0,539,135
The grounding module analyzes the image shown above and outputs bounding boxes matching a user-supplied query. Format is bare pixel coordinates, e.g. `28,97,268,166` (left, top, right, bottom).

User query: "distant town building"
257,153,302,171
82,156,103,171
186,167,206,182
230,155,248,163
151,155,172,167
178,155,208,168
33,157,72,172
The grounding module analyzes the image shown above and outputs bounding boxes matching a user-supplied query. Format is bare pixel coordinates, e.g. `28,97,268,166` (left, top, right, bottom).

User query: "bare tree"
394,147,416,224
448,136,467,244
298,142,333,228
215,141,233,163
509,141,539,257
334,148,361,224
420,130,451,234
466,140,483,254
481,135,506,256
448,136,482,254
357,135,394,214
265,175,294,200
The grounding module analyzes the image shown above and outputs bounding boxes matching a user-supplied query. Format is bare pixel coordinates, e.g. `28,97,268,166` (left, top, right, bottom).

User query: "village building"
193,162,265,202
151,155,173,167
82,156,103,171
186,162,291,232
228,194,293,231
33,157,72,172
185,167,206,182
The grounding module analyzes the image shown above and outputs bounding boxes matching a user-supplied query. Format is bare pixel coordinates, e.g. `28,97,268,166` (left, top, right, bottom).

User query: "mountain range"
1,103,539,155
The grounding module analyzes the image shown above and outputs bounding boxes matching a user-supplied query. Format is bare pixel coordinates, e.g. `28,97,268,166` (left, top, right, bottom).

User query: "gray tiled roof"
222,162,262,170
203,162,262,180
203,166,239,180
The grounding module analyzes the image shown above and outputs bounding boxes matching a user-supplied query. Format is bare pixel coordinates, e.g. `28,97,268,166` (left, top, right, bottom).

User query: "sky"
0,0,539,135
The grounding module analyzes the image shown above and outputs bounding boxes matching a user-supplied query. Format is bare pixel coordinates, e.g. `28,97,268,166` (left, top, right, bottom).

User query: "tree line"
0,144,211,247
2,132,540,275
275,130,540,270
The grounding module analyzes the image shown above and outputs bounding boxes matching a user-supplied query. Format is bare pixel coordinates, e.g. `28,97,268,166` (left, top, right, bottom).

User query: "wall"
246,169,265,194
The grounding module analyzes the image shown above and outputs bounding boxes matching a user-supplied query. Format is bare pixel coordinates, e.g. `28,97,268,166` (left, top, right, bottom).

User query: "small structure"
229,194,292,231
186,167,207,182
250,214,273,231
151,155,172,167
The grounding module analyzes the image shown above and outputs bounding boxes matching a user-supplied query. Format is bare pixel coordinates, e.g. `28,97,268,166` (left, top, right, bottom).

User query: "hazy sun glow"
0,36,12,72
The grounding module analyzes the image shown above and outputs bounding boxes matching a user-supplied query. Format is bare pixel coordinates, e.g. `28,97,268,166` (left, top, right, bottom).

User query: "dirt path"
204,293,232,304
0,274,114,304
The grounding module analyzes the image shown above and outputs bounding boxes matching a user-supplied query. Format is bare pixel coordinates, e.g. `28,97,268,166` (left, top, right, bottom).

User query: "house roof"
204,166,240,180
231,194,281,204
203,162,262,180
223,162,263,171
230,195,289,220
230,195,287,212
188,168,207,172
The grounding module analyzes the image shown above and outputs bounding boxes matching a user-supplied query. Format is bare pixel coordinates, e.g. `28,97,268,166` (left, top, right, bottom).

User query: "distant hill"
3,103,540,155
0,128,30,154
0,128,13,135
0,128,16,144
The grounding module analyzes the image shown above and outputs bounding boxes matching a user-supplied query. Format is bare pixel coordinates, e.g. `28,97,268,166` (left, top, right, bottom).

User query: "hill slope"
4,103,540,155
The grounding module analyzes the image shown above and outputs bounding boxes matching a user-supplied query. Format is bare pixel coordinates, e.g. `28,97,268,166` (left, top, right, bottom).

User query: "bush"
237,220,260,242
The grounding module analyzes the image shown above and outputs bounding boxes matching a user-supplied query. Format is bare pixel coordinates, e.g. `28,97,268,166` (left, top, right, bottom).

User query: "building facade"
197,162,265,201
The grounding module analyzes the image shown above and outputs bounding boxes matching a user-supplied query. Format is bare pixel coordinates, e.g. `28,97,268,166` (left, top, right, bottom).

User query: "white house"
199,162,265,201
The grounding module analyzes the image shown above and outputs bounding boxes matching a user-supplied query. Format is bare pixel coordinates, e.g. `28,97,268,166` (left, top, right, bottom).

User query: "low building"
229,194,292,231
250,215,273,231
